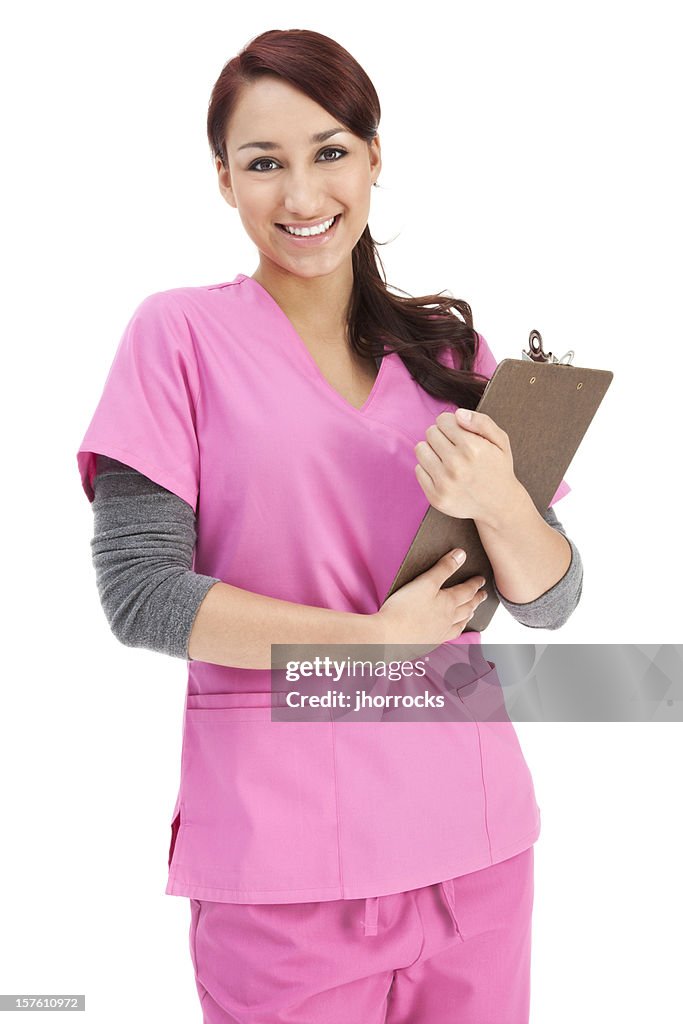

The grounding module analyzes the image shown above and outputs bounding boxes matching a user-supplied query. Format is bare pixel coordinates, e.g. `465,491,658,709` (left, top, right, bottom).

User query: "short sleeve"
76,292,201,513
472,329,498,380
445,329,571,508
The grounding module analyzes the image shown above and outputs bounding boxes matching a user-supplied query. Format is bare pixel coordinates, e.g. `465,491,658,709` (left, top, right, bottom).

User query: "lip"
277,214,341,229
275,213,342,247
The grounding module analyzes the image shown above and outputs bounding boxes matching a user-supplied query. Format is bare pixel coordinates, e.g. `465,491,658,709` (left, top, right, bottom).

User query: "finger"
414,437,445,474
414,462,438,499
451,408,509,449
431,411,489,452
452,575,487,605
453,588,488,622
429,548,469,587
421,423,456,463
451,602,474,624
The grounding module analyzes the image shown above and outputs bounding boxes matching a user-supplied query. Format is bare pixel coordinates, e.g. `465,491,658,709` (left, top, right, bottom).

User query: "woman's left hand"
414,407,521,527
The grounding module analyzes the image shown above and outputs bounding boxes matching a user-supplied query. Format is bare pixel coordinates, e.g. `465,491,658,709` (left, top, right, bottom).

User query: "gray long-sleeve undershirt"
89,453,583,661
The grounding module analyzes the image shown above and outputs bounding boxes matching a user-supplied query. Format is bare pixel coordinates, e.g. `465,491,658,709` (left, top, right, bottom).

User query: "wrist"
478,479,533,533
363,611,387,646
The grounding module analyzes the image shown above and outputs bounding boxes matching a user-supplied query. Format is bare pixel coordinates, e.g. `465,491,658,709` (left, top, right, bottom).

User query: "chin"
278,252,346,274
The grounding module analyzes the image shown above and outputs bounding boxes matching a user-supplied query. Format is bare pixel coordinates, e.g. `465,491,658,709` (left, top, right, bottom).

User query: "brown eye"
249,158,279,173
248,148,347,173
318,147,347,162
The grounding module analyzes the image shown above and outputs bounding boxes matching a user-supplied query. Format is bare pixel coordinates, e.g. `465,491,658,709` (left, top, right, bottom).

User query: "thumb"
433,547,466,585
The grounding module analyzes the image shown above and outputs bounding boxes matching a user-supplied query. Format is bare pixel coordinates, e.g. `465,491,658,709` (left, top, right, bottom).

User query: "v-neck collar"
239,273,391,416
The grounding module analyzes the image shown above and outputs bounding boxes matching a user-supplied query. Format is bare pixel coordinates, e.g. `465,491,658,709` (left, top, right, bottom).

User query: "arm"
91,456,379,670
474,480,571,604
490,503,583,629
186,581,376,669
91,455,221,660
413,407,583,630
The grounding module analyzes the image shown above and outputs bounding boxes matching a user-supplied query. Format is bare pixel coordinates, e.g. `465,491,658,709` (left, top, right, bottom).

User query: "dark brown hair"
207,28,489,408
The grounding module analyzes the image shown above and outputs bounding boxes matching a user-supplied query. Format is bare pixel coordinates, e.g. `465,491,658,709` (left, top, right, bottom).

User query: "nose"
279,166,330,219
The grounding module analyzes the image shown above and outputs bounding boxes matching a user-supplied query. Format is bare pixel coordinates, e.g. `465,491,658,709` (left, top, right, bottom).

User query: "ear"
216,157,237,209
368,135,382,185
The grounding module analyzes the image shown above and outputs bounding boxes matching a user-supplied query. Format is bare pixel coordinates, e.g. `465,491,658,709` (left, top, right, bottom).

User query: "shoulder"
439,330,497,378
130,274,246,324
472,331,498,378
120,276,245,361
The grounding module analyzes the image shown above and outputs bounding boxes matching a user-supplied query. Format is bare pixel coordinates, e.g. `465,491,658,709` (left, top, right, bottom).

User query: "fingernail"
451,549,466,565
456,408,472,423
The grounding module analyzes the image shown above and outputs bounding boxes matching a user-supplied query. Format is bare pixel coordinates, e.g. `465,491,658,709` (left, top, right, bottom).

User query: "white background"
1,1,681,1021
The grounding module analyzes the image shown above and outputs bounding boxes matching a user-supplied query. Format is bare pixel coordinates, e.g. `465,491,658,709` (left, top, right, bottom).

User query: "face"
216,76,381,280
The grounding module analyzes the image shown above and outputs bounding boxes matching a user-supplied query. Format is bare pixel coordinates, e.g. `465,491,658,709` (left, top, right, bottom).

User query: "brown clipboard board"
384,352,613,633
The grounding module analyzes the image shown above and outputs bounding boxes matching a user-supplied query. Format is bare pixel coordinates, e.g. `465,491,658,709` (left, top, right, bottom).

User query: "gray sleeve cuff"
90,455,221,660
493,505,583,630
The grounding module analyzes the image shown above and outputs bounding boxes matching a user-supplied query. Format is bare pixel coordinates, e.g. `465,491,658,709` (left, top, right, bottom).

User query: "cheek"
234,186,271,220
241,203,278,244
349,182,371,215
341,189,372,243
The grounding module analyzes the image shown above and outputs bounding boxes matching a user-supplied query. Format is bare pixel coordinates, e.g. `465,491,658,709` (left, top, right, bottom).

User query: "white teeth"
282,216,336,237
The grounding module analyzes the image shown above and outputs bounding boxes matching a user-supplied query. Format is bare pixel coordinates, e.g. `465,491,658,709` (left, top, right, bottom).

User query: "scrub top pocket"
455,661,511,723
168,692,343,903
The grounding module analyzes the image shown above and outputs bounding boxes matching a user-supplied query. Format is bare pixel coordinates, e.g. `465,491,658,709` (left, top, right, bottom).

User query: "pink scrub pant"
187,845,534,1023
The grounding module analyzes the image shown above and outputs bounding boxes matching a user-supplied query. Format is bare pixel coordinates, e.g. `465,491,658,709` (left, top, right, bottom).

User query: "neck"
251,261,353,344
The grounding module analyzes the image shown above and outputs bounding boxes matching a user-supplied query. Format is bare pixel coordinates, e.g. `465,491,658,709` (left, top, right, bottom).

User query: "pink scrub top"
77,273,570,904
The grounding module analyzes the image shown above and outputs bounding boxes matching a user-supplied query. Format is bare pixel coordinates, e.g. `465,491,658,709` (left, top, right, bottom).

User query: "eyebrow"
237,127,349,153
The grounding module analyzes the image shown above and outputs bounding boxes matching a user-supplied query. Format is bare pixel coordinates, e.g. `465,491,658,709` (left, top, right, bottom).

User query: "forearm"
91,454,381,670
187,583,380,669
476,482,573,605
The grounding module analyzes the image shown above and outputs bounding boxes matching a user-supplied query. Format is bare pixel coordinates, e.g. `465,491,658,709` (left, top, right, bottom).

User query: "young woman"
77,28,582,1024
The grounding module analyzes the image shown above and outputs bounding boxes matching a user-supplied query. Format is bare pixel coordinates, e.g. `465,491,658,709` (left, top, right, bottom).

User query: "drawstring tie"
362,896,379,936
361,881,464,940
439,878,465,942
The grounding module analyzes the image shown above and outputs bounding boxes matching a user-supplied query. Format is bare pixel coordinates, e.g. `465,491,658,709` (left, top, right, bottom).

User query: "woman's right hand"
374,549,488,654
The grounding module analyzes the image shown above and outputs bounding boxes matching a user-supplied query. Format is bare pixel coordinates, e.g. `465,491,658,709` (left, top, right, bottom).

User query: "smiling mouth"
276,214,341,236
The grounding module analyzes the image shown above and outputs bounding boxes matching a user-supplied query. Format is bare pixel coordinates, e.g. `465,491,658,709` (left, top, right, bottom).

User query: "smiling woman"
76,26,581,1024
207,46,490,410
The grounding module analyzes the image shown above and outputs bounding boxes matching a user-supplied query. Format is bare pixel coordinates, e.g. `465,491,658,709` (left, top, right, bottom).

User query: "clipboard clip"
522,329,574,365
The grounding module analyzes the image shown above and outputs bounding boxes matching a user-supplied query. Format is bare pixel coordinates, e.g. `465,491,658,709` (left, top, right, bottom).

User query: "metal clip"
522,329,574,365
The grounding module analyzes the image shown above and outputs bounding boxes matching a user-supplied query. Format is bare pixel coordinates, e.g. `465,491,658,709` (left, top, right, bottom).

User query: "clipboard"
384,330,614,633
